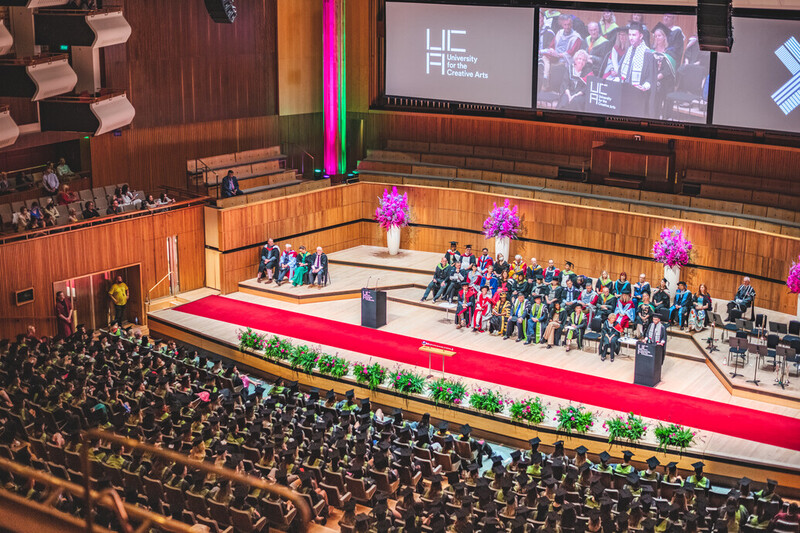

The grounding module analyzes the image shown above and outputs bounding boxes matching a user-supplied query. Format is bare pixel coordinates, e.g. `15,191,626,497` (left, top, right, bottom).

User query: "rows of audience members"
538,10,709,117
1,326,794,533
9,183,175,232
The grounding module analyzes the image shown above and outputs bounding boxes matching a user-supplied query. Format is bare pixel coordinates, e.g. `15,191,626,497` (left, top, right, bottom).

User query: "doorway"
53,264,143,331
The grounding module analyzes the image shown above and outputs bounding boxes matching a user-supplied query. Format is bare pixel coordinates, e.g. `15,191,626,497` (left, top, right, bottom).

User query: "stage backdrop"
210,182,800,315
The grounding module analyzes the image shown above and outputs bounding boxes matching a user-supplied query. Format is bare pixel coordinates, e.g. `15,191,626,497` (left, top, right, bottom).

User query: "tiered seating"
683,169,800,213
0,328,795,533
0,183,144,231
187,146,300,198
357,141,800,227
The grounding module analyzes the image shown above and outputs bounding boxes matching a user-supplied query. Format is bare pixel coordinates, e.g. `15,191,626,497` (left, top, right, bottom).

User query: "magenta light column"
323,0,346,175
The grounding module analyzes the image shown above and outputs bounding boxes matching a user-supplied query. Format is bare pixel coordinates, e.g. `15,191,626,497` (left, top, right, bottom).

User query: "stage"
149,246,800,489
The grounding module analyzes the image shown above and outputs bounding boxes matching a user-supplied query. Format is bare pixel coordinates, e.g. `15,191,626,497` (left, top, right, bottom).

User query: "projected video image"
385,2,535,108
714,17,800,134
537,9,710,123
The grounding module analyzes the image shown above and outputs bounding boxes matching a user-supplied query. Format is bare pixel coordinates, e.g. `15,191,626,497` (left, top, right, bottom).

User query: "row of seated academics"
420,242,756,358
255,238,330,288
0,325,793,533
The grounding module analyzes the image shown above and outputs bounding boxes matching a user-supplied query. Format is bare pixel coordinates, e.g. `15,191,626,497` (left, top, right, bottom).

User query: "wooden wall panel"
355,112,800,182
103,0,278,129
212,183,800,314
0,205,205,339
346,0,374,113
277,0,322,115
89,113,322,191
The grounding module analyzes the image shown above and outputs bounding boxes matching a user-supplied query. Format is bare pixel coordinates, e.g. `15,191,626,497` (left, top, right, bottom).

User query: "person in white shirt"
42,165,60,194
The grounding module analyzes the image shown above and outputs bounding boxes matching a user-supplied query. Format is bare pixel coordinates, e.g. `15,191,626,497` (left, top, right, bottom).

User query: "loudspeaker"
204,0,237,24
697,0,733,52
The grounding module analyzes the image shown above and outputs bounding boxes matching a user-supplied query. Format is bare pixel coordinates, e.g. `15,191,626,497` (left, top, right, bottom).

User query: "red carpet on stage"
175,295,800,452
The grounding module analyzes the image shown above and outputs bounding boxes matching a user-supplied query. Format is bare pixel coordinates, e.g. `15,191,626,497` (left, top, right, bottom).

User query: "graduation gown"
526,302,549,343
490,298,511,335
472,292,493,331
565,310,587,347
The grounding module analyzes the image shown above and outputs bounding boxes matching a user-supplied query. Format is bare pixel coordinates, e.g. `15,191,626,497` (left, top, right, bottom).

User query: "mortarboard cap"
692,461,705,470
450,241,458,246
626,472,640,485
575,445,588,455
646,456,660,469
345,389,354,399
739,477,752,487
459,424,472,435
622,450,634,460
529,437,541,447
599,451,611,462
510,450,521,461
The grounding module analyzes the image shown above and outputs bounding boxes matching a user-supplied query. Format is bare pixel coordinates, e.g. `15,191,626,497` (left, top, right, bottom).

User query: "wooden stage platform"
150,246,800,491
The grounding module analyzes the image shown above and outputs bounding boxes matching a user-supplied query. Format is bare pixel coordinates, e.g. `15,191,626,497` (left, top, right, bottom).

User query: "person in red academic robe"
472,285,492,332
614,293,635,330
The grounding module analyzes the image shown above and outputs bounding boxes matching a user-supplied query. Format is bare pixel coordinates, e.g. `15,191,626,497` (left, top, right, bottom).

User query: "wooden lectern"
419,342,456,377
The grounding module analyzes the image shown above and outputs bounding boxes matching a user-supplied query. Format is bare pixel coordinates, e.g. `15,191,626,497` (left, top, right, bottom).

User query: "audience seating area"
356,141,800,230
1,329,797,533
0,183,145,233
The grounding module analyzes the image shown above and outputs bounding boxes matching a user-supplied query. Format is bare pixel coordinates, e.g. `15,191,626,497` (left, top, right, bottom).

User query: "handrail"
81,429,312,532
146,272,172,303
283,142,316,179
0,196,209,245
0,456,194,533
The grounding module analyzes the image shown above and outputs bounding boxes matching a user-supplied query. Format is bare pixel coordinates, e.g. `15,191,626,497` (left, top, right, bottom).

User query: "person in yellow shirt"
108,275,129,326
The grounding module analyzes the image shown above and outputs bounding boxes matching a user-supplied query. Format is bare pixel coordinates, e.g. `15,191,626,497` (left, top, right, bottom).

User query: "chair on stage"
727,336,748,368
583,317,603,351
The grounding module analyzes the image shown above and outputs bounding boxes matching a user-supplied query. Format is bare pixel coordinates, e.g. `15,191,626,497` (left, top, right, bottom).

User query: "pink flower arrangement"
787,255,800,294
374,187,410,230
652,227,692,268
482,199,521,239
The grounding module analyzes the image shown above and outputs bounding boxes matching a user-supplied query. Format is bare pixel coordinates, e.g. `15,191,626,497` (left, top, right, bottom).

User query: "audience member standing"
109,275,129,326
42,164,60,195
55,291,74,339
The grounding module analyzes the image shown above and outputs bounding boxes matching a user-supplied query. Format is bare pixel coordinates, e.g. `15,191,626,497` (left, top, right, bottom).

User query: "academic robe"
472,292,493,331
505,299,528,340
613,280,631,296
669,289,692,326
543,267,560,284
444,249,462,265
652,289,670,311
614,299,635,329
600,320,622,358
632,282,651,306
456,287,477,325
477,254,494,274
490,298,511,335
565,310,587,348
258,244,280,273
597,293,618,320
526,302,549,343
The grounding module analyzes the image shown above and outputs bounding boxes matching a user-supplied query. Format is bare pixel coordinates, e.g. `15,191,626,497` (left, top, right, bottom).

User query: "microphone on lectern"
365,275,372,289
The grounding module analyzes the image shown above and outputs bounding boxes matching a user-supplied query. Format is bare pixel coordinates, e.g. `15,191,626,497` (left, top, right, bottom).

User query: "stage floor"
149,248,800,478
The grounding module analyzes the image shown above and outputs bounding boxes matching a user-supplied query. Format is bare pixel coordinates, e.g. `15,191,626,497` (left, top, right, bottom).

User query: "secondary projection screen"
714,17,800,134
536,9,710,123
385,2,535,108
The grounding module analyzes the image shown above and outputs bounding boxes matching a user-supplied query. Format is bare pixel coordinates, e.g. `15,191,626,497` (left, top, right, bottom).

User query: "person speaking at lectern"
645,314,668,363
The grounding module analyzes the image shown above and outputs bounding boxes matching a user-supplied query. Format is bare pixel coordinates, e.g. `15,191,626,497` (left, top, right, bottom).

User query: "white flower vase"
664,264,681,299
495,236,510,263
796,293,800,319
386,225,401,256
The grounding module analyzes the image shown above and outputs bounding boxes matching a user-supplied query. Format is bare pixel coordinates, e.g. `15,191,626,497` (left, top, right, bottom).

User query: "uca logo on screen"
426,28,467,74
772,36,800,116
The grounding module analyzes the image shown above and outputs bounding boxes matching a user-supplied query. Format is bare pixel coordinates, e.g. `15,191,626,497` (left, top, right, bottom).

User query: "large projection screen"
714,17,800,134
536,9,710,123
385,2,535,108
